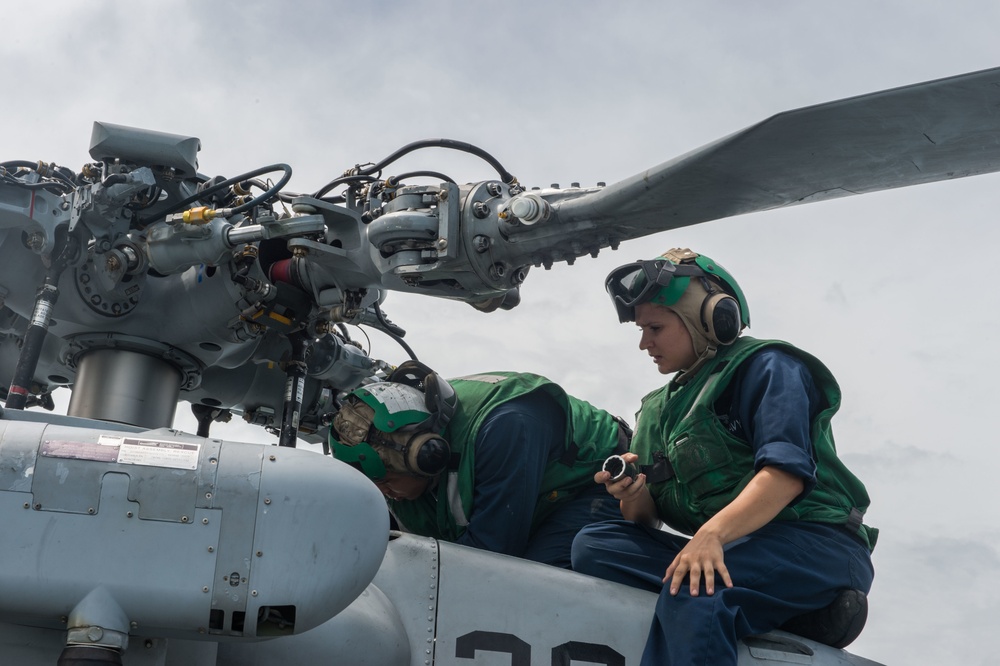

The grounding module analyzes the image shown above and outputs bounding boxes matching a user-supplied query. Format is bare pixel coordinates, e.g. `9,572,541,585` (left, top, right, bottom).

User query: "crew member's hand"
663,528,733,596
594,452,647,503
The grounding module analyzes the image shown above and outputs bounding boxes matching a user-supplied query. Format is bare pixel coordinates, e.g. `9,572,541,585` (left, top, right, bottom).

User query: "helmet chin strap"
673,343,718,386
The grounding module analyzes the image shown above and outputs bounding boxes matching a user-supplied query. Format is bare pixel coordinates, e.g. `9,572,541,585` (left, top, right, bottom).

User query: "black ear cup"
702,293,742,346
406,433,451,477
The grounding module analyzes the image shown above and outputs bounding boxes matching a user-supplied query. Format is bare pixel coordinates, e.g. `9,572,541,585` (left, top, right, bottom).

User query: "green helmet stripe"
330,438,387,480
693,255,751,327
649,276,691,308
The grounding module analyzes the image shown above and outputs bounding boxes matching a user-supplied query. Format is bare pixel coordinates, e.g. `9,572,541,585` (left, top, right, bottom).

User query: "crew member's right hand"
594,452,648,503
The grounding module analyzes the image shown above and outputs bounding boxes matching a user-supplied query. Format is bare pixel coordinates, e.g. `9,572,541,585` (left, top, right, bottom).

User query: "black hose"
0,161,77,193
312,174,379,199
0,160,39,169
5,270,69,409
140,163,293,226
360,139,516,184
312,139,515,199
278,332,311,448
4,232,76,410
373,302,417,361
389,170,457,186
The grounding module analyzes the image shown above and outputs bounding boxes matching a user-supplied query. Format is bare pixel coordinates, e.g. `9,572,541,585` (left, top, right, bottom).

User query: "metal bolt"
202,586,209,593
33,503,41,510
473,235,491,253
205,492,213,499
126,511,133,518
26,232,45,251
472,201,490,219
263,498,271,505
434,238,448,251
251,590,258,597
208,547,214,553
22,502,29,509
202,518,209,524
181,516,189,523
256,551,263,557
269,455,276,461
486,182,503,197
87,508,95,514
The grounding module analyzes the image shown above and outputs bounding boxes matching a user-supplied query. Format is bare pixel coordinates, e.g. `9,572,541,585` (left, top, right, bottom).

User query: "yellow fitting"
181,207,216,224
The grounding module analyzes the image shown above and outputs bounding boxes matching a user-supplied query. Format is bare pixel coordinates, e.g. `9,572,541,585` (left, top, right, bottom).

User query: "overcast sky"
5,2,999,663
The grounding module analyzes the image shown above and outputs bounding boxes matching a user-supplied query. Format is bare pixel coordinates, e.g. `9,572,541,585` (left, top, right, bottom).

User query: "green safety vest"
389,372,624,543
632,337,878,550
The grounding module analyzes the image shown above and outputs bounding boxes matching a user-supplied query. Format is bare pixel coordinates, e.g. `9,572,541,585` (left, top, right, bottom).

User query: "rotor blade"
554,66,1000,242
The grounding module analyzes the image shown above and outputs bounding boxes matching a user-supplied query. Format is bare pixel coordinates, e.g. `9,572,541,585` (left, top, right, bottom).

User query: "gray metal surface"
0,420,388,650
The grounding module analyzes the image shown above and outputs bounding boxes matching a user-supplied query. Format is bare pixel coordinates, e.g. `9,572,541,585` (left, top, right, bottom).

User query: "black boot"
779,589,868,649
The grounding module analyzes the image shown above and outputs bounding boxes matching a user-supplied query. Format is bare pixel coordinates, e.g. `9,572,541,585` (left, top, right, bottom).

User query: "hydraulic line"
140,163,293,226
277,332,311,447
360,139,516,183
5,235,75,410
311,139,516,199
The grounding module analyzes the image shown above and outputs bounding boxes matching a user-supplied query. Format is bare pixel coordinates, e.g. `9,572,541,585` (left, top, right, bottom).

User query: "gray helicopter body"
2,66,999,665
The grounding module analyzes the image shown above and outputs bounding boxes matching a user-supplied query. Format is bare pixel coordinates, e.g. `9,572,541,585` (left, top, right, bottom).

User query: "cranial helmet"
605,249,750,383
605,247,750,346
329,361,457,481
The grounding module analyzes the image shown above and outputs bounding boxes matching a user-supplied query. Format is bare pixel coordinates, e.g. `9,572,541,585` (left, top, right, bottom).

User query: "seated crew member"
571,248,877,665
330,361,628,569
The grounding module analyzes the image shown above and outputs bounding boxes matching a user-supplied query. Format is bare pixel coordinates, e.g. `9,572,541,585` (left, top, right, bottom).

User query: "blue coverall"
571,349,874,665
452,391,622,568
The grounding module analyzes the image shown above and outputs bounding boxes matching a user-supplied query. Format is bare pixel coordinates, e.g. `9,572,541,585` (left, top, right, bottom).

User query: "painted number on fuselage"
456,631,625,665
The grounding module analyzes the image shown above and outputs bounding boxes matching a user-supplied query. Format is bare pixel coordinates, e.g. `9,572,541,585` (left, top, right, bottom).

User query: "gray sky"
5,2,999,663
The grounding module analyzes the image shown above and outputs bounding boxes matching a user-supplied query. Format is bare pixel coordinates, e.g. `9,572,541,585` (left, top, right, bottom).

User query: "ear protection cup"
701,292,742,346
404,432,451,477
